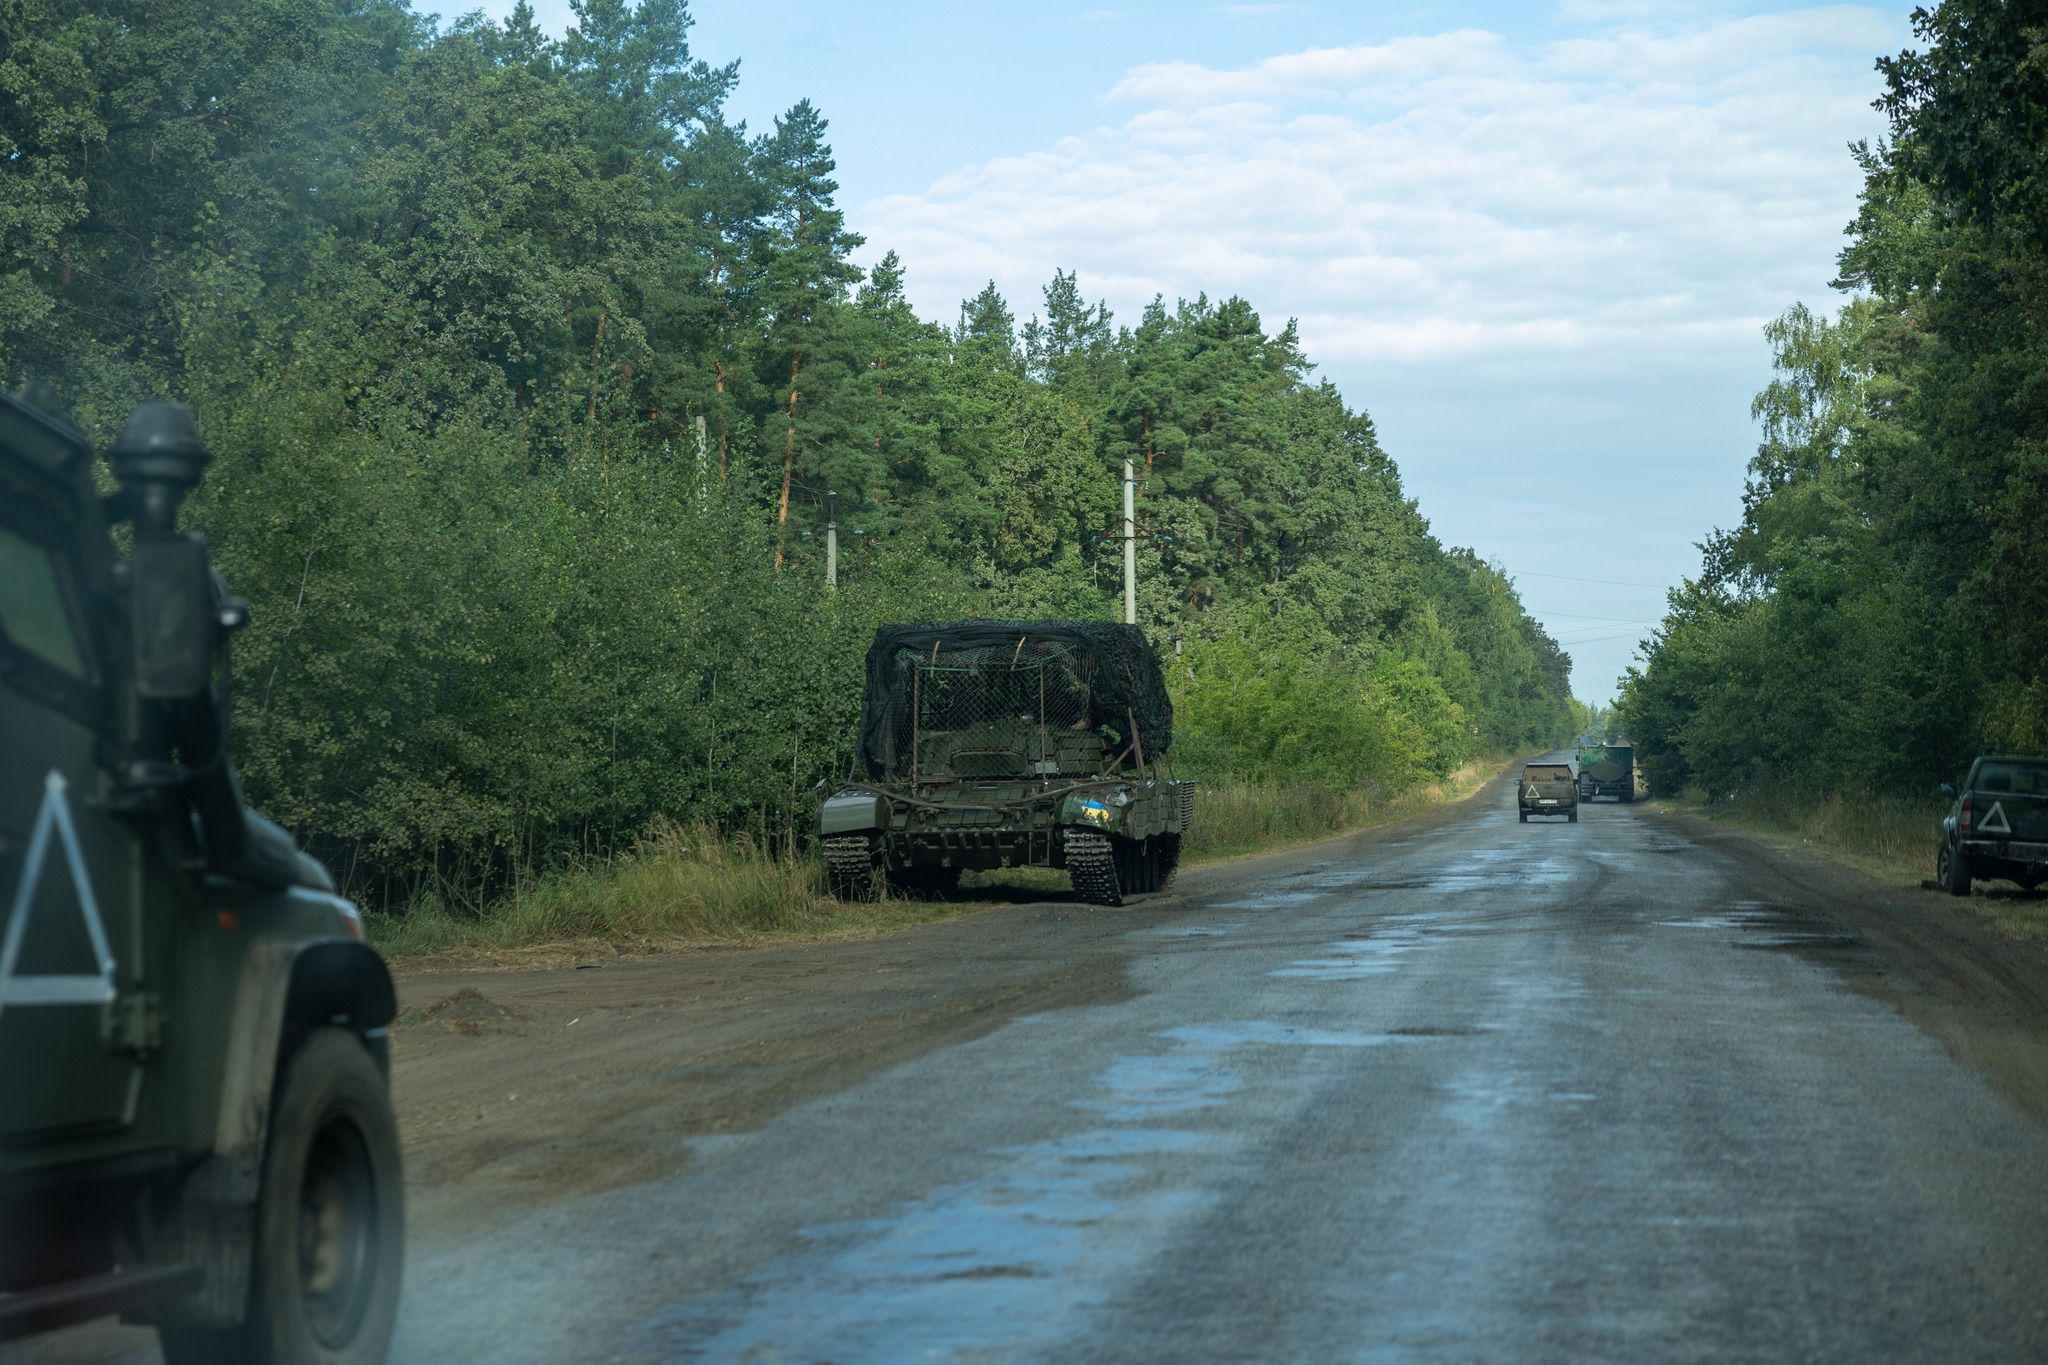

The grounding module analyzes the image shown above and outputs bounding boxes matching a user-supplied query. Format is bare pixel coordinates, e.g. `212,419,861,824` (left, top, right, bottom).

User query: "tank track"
1155,833,1183,892
823,835,880,902
1066,829,1123,907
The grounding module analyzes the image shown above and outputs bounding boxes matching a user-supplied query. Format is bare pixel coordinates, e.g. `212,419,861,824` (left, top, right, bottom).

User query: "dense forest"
1618,1,2047,800
1,0,1574,898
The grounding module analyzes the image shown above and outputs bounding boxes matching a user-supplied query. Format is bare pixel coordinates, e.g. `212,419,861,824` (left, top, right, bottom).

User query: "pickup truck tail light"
1960,794,1973,834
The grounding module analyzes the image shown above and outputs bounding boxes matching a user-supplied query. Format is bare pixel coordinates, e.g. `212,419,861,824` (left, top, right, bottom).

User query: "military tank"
818,621,1195,907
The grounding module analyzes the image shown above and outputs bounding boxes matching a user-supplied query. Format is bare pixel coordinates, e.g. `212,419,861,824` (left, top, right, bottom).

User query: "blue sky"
464,1,1910,703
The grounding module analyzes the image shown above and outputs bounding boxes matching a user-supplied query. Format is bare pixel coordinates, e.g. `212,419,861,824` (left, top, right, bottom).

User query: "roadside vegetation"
370,764,1504,960
1653,786,2048,944
6,1,1576,942
1656,789,1942,889
1618,3,2048,801
1612,5,2048,943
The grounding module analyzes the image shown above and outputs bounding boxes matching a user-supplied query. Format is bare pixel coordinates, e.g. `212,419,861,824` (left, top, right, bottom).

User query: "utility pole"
1122,457,1136,625
826,489,839,591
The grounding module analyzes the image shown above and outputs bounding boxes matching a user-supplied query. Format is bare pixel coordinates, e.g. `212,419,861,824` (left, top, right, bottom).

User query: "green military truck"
1576,742,1635,803
0,393,401,1362
818,621,1195,907
1937,754,2048,896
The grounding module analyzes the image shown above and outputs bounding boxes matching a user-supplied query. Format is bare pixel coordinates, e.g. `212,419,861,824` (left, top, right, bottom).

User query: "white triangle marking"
0,771,117,1019
1980,800,2013,836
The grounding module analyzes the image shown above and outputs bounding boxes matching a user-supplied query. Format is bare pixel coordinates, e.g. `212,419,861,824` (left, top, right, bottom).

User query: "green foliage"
1623,4,2048,797
5,0,1572,905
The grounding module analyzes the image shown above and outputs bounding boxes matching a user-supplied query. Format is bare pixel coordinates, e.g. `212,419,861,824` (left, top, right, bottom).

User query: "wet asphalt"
401,764,2048,1363
19,764,2048,1362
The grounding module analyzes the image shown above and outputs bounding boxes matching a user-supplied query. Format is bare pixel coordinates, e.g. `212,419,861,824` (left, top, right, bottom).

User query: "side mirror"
132,535,216,699
1939,782,1956,799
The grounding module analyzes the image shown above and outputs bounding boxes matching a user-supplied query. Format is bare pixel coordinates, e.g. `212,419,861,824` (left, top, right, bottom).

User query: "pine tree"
755,98,863,567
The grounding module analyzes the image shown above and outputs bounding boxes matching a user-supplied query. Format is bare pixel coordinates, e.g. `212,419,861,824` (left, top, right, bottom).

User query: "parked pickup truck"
1519,763,1579,823
1937,754,2048,895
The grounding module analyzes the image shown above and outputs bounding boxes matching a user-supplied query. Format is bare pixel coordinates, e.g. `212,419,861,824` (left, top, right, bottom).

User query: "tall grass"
371,764,1502,960
1675,787,1945,886
1184,761,1494,863
370,820,942,960
1676,785,2048,941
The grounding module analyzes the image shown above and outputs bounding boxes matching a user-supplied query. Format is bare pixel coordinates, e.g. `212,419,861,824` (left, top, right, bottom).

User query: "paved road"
19,765,2048,1362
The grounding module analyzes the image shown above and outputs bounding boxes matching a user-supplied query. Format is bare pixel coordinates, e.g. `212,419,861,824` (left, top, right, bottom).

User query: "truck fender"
157,937,395,1326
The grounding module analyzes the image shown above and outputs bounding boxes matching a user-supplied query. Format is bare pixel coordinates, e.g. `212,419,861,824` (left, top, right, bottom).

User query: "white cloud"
854,8,1893,371
1555,0,1669,20
846,6,1901,697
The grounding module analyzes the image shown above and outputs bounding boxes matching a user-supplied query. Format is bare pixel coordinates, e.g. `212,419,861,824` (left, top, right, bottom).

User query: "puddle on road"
645,1014,1459,1359
1424,845,1580,894
1212,889,1323,912
1271,930,1426,980
1656,899,1868,952
1160,1020,1406,1050
1266,906,1477,982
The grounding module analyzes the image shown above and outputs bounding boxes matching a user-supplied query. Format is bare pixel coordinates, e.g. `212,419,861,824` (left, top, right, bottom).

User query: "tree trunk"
774,347,800,571
582,311,608,474
714,357,729,480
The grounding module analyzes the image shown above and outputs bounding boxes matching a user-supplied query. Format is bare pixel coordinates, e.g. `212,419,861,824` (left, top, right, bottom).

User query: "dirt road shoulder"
388,763,1517,1215
1641,803,2048,1128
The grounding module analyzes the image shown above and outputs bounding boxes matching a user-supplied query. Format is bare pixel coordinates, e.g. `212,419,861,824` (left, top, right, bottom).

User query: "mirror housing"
107,401,209,536
132,535,216,700
1940,782,1956,799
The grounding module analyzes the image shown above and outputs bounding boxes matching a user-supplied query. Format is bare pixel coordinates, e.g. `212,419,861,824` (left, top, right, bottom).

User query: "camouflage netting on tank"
856,621,1172,780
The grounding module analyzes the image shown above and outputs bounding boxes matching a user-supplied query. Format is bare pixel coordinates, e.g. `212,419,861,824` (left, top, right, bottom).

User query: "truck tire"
1568,807,1578,823
1938,840,1972,898
160,1029,402,1365
1518,810,1528,823
1620,781,1634,804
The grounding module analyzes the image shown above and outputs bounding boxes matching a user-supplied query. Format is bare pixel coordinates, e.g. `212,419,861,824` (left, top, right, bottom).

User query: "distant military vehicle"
818,621,1195,907
0,392,401,1362
1937,754,2048,896
1518,762,1578,823
1576,742,1635,803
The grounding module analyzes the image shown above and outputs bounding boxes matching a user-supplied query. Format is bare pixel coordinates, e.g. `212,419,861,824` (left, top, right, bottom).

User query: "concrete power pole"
826,489,839,591
1122,457,1136,625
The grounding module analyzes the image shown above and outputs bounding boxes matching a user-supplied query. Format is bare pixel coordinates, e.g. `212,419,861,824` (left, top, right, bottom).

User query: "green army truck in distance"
0,392,402,1364
1576,742,1635,803
818,621,1195,907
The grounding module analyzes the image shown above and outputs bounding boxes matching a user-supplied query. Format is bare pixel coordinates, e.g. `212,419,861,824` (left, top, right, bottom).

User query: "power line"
1527,609,1663,623
1556,634,1654,650
1507,567,1672,590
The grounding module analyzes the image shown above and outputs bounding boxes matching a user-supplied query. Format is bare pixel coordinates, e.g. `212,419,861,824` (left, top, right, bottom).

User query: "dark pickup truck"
1937,754,2048,895
1518,763,1578,823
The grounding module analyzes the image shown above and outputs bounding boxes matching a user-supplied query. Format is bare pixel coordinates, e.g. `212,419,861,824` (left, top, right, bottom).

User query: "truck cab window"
0,525,91,681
